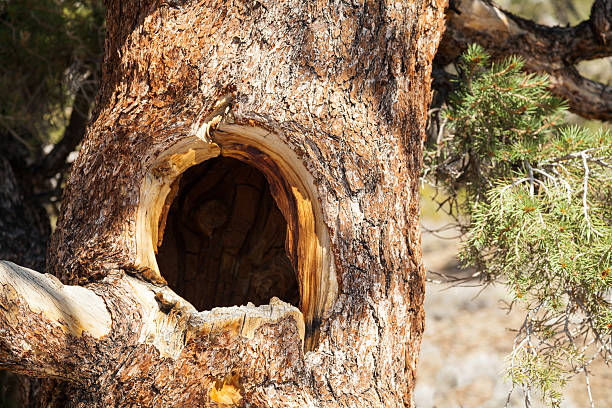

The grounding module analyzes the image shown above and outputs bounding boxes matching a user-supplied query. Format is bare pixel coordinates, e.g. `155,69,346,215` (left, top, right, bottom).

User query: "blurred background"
415,189,611,408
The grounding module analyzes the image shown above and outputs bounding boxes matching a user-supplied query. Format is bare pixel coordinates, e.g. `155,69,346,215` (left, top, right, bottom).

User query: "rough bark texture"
1,0,447,406
439,0,612,120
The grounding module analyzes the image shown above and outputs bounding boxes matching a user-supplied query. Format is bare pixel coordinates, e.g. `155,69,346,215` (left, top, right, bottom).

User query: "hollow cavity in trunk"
156,157,299,311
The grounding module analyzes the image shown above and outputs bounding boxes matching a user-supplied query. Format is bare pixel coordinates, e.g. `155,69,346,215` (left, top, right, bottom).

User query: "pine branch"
438,0,612,121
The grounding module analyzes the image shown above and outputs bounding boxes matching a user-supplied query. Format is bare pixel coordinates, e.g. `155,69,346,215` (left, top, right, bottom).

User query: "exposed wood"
133,121,337,350
214,124,338,350
156,156,300,311
0,260,305,389
440,0,612,120
135,133,221,285
0,261,110,338
0,261,110,379
188,297,305,346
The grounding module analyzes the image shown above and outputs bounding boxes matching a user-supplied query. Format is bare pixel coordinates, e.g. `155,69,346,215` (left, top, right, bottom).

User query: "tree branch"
439,0,612,120
36,88,91,178
0,260,306,389
0,261,111,381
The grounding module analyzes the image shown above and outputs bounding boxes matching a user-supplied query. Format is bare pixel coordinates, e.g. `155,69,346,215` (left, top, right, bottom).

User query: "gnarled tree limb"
0,261,110,381
0,260,306,404
440,0,612,120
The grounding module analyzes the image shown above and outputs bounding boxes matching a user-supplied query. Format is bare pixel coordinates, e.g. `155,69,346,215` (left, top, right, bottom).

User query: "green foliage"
0,0,105,151
424,44,612,407
505,347,570,407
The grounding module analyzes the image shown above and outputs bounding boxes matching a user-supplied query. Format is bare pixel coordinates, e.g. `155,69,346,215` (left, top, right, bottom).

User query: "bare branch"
0,261,110,381
548,67,612,121
0,260,306,385
439,0,612,120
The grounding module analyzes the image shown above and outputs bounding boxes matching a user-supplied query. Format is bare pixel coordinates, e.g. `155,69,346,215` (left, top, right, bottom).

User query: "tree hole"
156,157,299,311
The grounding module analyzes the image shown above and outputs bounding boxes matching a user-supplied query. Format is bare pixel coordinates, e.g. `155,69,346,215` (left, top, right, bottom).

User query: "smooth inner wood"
135,124,338,350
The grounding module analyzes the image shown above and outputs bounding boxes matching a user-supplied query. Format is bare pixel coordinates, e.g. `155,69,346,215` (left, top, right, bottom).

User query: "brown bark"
439,0,612,121
1,0,447,406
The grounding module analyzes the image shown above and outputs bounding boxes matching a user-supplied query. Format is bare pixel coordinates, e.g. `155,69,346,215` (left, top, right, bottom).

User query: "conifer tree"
424,44,611,407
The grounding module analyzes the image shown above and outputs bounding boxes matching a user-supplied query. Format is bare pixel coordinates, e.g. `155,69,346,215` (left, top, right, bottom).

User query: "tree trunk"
1,0,446,406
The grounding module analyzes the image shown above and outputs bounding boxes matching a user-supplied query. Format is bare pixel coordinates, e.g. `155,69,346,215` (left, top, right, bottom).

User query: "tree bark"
1,0,447,406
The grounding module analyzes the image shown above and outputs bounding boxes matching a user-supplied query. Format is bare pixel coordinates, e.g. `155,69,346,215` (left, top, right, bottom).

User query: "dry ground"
414,216,611,408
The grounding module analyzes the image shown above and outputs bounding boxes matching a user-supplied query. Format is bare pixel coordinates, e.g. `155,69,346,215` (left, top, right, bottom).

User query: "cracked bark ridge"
439,0,612,120
3,0,446,406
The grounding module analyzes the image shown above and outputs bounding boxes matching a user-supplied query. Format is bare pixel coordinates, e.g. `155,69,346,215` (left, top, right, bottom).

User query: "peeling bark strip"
0,0,448,406
0,261,111,338
440,0,612,120
0,261,110,379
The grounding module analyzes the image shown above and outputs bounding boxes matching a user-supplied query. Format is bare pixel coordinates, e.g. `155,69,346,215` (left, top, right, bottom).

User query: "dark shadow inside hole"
156,157,299,311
